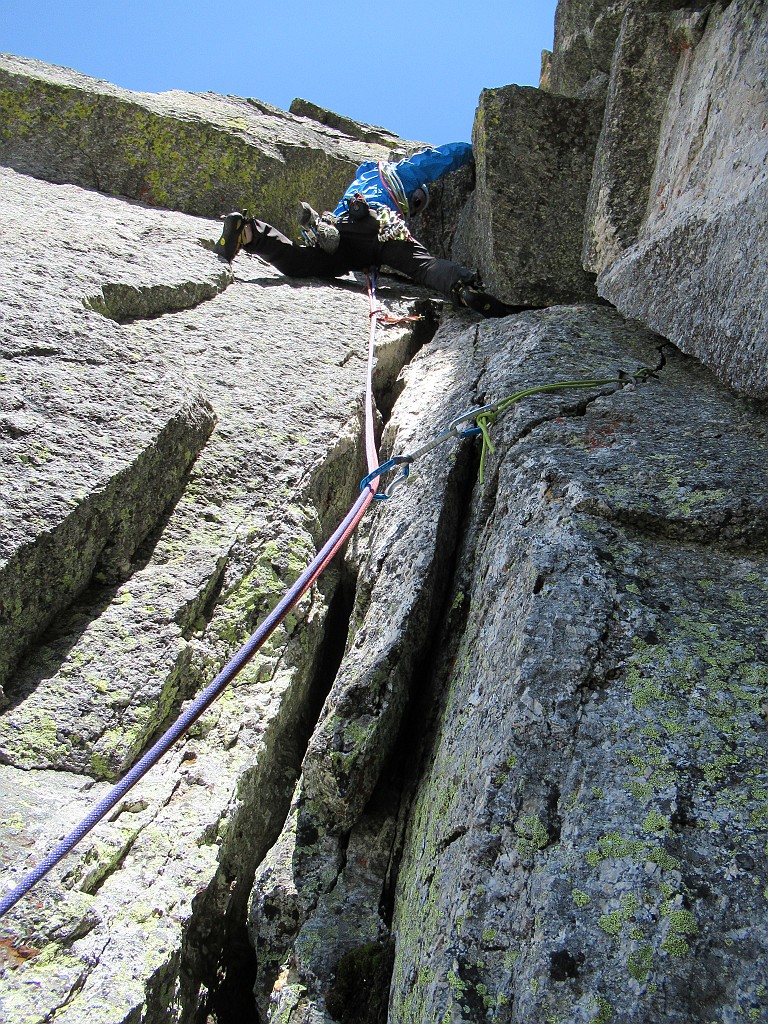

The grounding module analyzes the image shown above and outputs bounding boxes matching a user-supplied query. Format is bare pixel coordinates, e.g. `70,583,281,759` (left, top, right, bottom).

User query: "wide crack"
185,563,359,1024
290,417,482,1024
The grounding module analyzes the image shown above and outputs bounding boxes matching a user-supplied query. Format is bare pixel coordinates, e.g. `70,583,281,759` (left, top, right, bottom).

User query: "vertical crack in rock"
370,298,442,425
186,563,359,1024
245,312,485,1022
167,297,442,1024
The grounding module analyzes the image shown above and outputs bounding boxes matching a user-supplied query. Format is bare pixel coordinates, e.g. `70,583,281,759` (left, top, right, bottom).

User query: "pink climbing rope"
0,273,384,919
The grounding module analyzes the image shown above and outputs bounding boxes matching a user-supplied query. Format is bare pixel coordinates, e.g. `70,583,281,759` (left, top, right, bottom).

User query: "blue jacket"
333,142,473,218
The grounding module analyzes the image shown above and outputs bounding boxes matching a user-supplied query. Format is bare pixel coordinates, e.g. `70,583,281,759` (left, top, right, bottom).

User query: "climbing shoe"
216,211,250,262
452,280,512,319
297,201,340,254
297,201,320,231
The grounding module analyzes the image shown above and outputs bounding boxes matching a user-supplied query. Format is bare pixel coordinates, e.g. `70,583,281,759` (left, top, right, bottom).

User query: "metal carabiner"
360,456,414,500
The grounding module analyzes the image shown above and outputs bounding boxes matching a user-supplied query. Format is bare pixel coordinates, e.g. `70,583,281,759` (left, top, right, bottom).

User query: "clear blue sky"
2,1,558,143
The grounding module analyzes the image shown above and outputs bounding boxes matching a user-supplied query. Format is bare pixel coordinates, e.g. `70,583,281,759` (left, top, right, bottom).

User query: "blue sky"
1,1,557,143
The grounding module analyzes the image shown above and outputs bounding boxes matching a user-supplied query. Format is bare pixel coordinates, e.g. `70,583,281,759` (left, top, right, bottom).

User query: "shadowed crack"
184,298,444,1024
0,396,216,701
83,271,232,323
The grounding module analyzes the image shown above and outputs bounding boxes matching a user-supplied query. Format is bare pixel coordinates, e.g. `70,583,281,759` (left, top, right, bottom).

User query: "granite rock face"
0,55,401,231
0,166,428,1022
2,6,768,1023
548,0,632,96
0,166,226,704
412,160,475,262
547,0,709,97
389,306,768,1024
452,85,602,307
582,6,710,272
595,0,768,396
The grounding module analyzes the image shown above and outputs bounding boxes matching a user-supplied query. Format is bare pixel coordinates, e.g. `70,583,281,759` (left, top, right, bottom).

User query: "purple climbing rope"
0,273,384,920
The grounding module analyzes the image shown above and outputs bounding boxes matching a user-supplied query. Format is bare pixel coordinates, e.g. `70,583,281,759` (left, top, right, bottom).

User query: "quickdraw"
361,367,656,499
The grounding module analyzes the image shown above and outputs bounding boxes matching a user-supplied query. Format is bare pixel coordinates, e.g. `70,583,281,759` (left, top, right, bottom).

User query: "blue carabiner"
360,456,413,500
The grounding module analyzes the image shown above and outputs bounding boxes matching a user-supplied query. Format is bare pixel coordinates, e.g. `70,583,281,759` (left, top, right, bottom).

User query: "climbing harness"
0,274,386,920
361,369,656,499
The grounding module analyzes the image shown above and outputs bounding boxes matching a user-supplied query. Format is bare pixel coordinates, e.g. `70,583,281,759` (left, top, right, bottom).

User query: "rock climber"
215,142,523,318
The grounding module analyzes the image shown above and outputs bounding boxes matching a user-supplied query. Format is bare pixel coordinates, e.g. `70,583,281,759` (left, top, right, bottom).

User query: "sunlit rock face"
593,0,768,397
0,54,403,230
1,5,767,1021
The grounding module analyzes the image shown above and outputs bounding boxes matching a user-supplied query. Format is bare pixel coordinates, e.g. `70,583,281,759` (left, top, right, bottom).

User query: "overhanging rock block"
289,97,409,151
596,0,768,396
453,85,602,306
0,54,397,232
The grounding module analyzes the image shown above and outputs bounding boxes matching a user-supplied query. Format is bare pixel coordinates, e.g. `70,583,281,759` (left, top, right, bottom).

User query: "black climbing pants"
242,215,475,299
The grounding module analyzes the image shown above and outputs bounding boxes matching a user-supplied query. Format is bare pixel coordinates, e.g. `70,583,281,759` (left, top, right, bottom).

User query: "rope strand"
0,274,384,920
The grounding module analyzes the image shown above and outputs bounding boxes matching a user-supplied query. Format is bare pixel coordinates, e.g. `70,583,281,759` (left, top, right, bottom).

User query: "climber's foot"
216,211,251,262
452,281,512,318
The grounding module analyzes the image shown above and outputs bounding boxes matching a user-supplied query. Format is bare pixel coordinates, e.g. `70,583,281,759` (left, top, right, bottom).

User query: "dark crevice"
305,564,360,734
550,949,582,982
325,940,395,1024
70,828,142,897
545,781,563,843
186,561,359,1024
177,559,230,641
298,430,480,1022
246,408,482,1024
371,299,441,424
438,825,469,854
1,345,62,359
575,606,624,698
372,436,483,933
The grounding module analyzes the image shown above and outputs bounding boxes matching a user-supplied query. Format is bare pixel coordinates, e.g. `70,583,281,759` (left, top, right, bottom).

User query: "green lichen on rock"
0,56,394,228
514,813,550,855
590,995,613,1024
572,888,591,908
